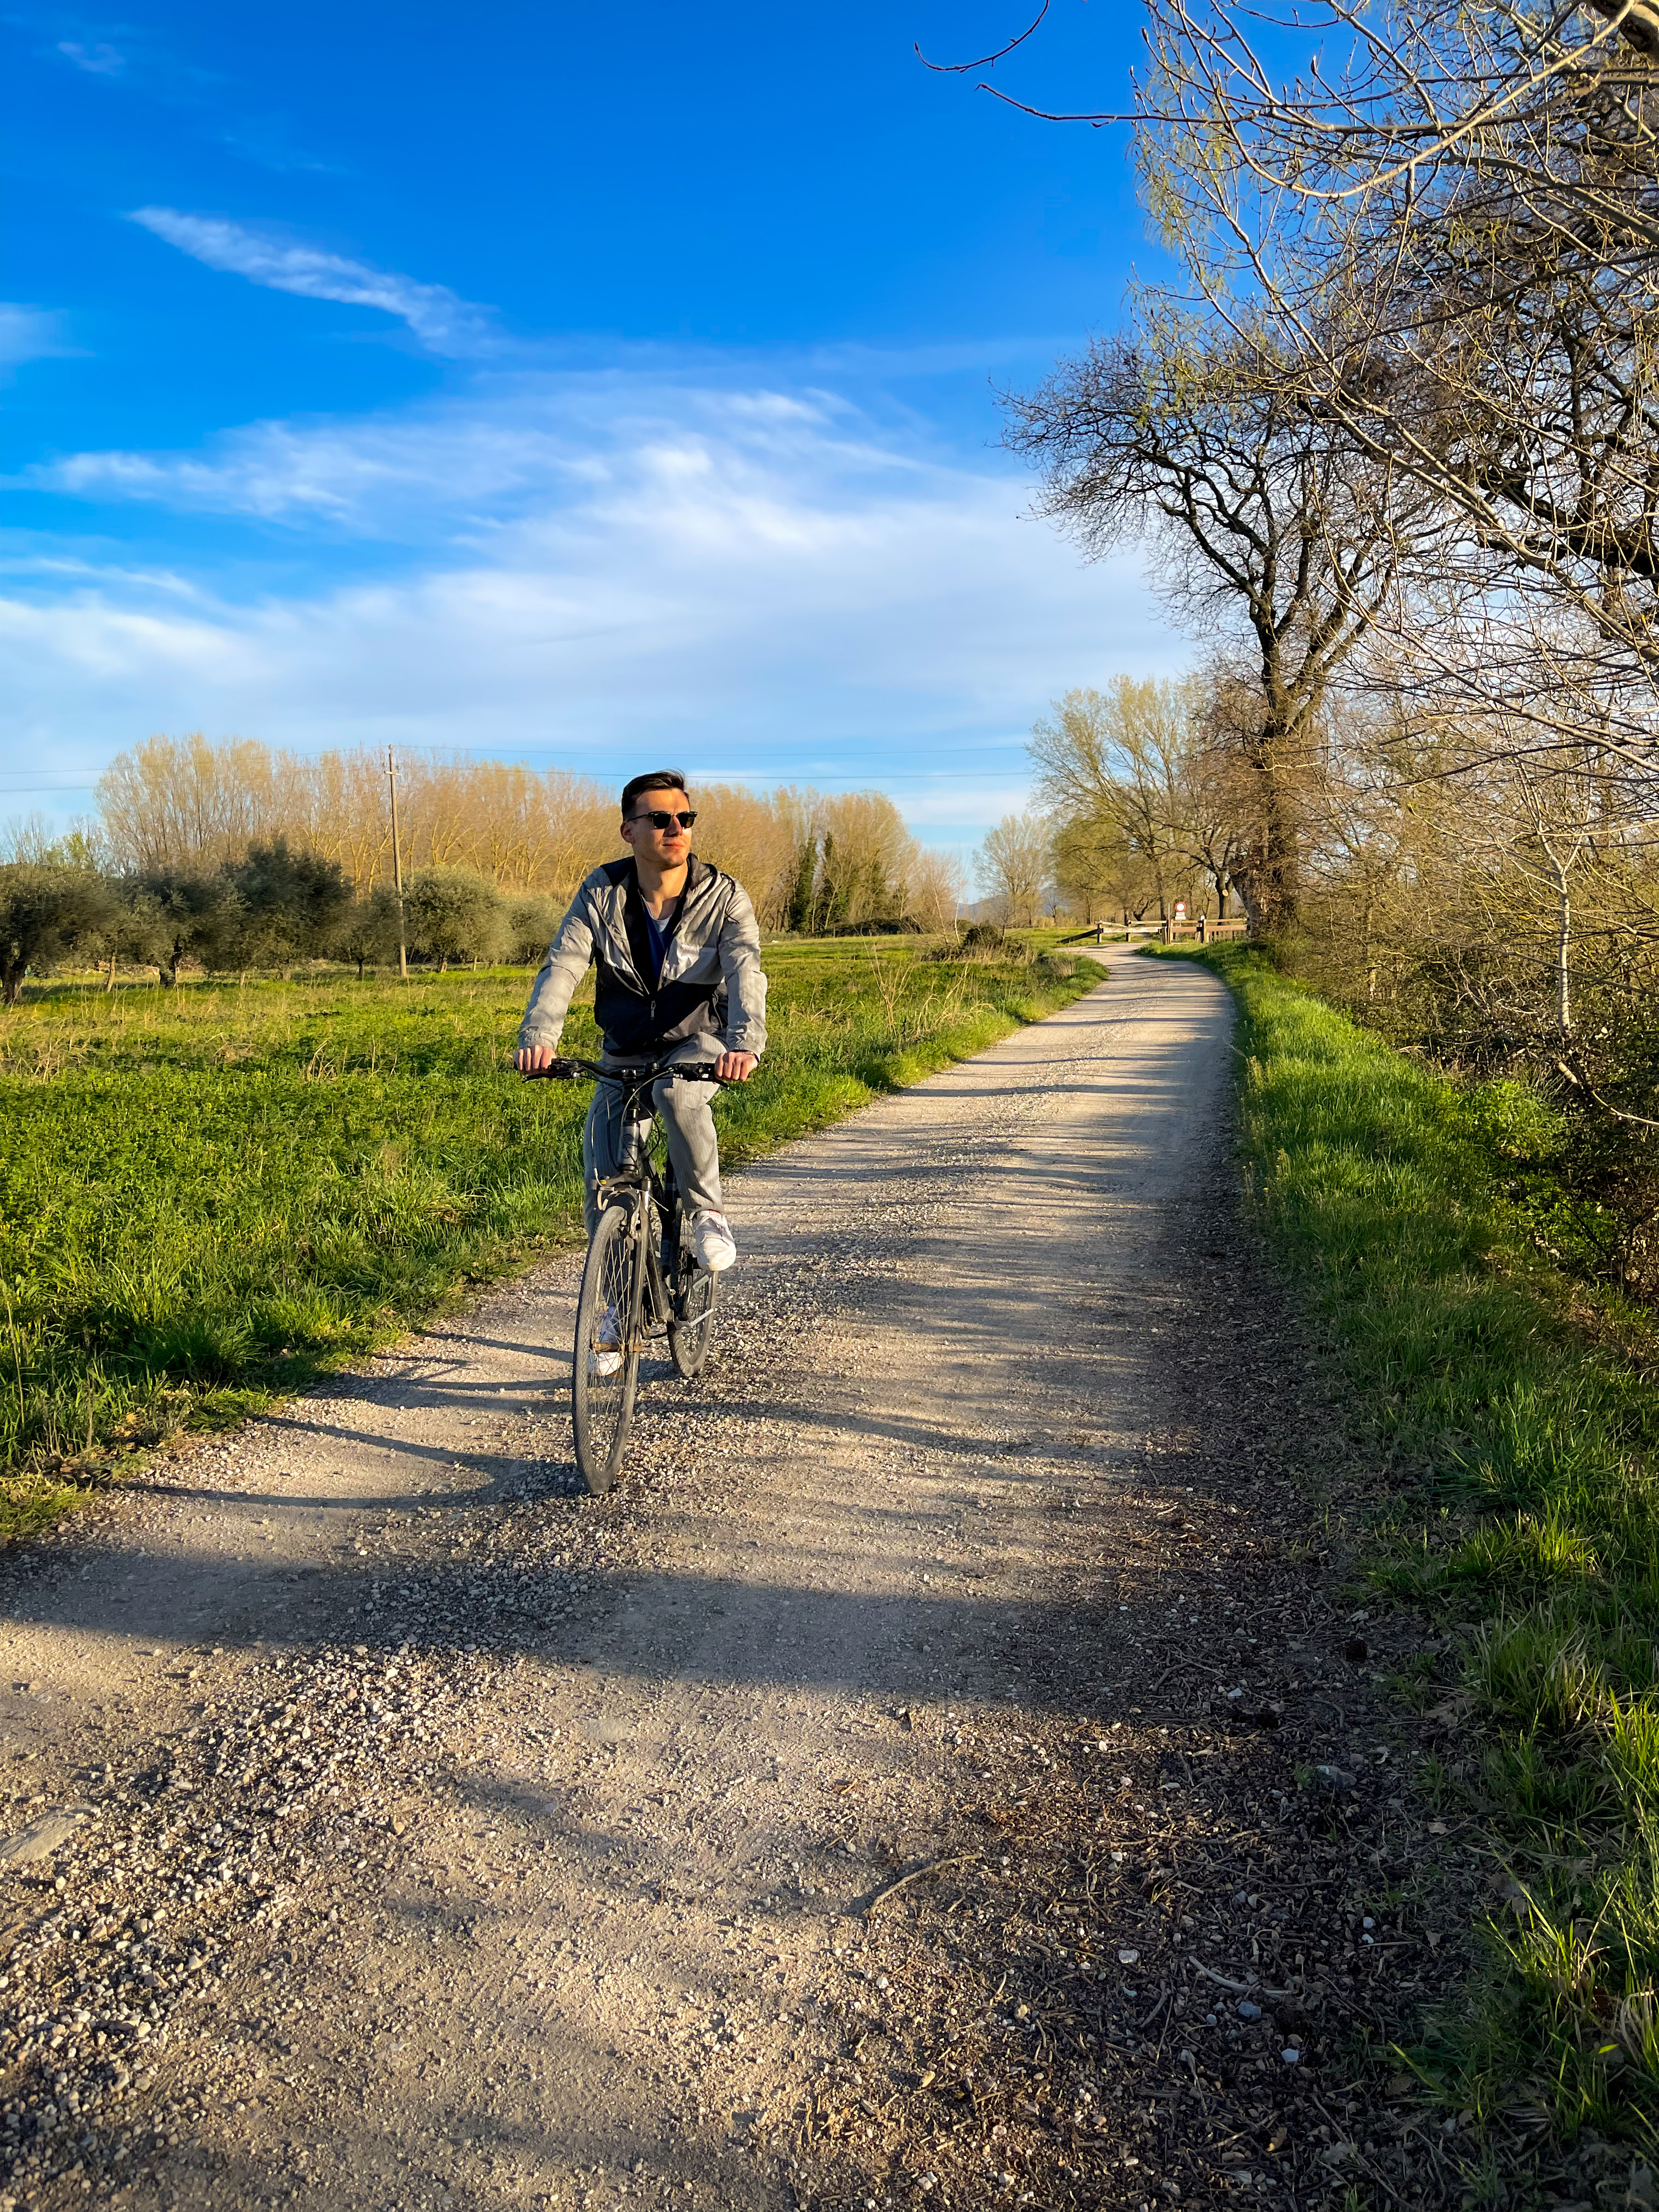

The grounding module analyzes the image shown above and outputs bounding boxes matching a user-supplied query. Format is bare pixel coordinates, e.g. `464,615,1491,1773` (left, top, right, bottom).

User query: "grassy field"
1180,943,1659,2146
0,935,1096,1538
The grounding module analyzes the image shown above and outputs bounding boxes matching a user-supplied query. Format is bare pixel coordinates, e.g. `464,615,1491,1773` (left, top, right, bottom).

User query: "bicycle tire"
668,1257,719,1379
571,1202,644,1495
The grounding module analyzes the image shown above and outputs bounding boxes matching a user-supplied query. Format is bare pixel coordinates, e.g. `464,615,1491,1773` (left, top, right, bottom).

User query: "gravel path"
0,953,1482,2212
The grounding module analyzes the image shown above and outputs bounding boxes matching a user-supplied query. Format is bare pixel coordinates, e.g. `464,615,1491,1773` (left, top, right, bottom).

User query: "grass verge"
0,937,1097,1539
1174,941,1659,2147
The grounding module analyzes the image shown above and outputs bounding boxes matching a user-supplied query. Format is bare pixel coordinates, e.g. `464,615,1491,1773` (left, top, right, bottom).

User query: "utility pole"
387,745,409,980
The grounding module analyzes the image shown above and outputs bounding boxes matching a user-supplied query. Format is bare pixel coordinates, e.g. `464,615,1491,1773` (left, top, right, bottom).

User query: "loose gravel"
2,955,1617,2212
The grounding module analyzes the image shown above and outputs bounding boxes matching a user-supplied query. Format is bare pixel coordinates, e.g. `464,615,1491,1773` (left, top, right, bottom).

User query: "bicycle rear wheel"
572,1202,644,1494
668,1256,719,1378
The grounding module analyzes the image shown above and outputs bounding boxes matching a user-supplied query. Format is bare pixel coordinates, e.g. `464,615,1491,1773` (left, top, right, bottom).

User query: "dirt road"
0,954,1461,2212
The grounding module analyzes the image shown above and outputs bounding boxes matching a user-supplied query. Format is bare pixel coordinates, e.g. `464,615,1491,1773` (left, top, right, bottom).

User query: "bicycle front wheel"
572,1202,644,1495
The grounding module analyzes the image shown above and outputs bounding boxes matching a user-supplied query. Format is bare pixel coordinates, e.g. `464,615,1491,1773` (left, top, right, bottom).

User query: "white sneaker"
690,1210,737,1272
589,1302,623,1378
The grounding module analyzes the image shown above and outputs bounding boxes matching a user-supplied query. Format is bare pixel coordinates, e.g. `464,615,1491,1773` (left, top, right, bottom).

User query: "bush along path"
0,952,1640,2211
1165,942,1659,2162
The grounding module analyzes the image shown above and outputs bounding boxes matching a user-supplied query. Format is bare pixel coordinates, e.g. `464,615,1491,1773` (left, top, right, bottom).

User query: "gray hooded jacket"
517,853,767,1062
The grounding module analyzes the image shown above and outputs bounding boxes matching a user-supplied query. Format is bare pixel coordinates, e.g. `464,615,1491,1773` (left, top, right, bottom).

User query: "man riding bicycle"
514,770,766,1278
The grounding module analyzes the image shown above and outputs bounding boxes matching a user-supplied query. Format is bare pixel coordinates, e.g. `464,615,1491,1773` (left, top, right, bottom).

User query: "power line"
1,757,1034,793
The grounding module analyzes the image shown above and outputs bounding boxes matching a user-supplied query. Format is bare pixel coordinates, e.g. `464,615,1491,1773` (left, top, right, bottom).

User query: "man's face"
620,787,693,868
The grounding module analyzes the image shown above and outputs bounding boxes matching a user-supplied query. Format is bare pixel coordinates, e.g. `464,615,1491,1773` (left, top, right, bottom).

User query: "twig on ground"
864,1854,979,1916
1189,1960,1296,2000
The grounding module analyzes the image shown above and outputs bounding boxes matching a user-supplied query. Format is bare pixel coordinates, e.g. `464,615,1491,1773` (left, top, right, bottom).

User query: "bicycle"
524,1054,731,1494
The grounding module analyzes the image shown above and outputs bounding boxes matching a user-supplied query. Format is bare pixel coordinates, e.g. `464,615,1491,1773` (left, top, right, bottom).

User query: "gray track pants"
581,1052,723,1239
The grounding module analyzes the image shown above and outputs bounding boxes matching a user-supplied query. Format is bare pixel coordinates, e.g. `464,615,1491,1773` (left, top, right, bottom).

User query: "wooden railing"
1160,916,1247,944
1060,918,1249,947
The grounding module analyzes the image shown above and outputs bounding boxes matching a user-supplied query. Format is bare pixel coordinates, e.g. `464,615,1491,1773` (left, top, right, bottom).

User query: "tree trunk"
1233,749,1301,934
1551,857,1573,1036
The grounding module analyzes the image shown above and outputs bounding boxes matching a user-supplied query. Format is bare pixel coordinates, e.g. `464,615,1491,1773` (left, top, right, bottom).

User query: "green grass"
0,937,1097,1538
1177,942,1659,2145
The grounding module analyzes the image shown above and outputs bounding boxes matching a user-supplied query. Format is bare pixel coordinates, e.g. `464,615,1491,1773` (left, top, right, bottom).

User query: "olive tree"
127,866,237,986
332,885,404,979
505,893,563,968
0,862,116,1004
222,837,351,973
404,866,507,970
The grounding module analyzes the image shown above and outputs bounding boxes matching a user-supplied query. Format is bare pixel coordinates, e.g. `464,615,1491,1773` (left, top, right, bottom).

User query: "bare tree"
1031,673,1266,918
815,792,916,928
1124,0,1659,748
97,737,617,899
1030,680,1203,917
976,812,1053,927
905,846,969,934
1005,306,1403,927
937,0,1659,1298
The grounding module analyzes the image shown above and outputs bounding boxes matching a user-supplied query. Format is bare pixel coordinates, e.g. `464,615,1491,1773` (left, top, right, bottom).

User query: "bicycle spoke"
669,1255,719,1379
572,1205,642,1493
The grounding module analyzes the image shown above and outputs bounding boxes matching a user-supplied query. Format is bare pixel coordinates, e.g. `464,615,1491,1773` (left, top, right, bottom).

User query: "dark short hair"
620,769,690,817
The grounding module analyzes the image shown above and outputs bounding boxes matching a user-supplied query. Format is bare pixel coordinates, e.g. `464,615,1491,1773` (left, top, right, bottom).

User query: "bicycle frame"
593,1100,679,1339
529,1054,726,1338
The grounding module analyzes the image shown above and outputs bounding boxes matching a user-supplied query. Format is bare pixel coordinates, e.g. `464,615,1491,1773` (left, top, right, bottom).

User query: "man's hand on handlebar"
515,1045,757,1082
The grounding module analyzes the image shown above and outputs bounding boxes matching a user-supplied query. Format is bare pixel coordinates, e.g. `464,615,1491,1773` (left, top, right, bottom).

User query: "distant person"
515,770,766,1272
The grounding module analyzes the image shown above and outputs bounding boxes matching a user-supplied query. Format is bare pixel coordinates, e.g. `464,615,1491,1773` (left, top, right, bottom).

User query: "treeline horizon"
0,733,981,1002
89,732,968,938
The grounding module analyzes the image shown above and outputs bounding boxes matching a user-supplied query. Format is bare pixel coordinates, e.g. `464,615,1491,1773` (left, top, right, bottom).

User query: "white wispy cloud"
24,379,855,532
55,36,123,72
0,303,76,368
126,208,496,356
45,18,331,172
4,370,1184,839
30,403,580,524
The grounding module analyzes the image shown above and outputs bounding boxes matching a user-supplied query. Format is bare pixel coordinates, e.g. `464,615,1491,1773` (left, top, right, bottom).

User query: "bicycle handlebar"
521,1054,735,1087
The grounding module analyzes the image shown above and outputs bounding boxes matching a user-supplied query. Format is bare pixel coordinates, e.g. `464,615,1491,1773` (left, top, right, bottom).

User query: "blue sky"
2,1,1187,853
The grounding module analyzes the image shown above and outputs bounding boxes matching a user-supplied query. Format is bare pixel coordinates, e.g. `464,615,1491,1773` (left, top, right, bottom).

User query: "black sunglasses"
629,808,697,831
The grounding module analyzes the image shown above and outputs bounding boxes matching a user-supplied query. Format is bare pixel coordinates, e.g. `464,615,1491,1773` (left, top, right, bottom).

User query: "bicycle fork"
592,1184,674,1342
